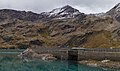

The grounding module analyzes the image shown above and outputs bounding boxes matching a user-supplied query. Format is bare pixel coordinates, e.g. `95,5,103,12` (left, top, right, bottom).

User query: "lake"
0,50,118,71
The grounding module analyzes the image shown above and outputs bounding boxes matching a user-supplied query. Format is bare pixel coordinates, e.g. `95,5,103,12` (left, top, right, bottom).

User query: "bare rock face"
18,48,57,61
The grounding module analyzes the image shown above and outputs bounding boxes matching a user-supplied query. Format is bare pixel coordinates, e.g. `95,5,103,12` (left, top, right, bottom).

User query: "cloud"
0,0,119,14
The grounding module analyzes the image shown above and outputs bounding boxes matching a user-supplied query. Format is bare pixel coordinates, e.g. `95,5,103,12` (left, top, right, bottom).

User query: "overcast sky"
0,0,119,14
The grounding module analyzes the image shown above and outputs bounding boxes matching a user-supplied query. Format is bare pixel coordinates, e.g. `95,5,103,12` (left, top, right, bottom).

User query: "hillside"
0,4,120,49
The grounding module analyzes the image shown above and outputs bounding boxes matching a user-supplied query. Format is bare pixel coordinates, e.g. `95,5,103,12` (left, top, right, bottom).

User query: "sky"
0,0,119,14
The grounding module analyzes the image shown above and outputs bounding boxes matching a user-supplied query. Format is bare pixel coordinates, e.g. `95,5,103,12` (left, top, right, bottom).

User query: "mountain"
106,3,120,22
0,5,84,22
47,5,82,19
0,9,40,22
39,5,84,21
0,4,120,49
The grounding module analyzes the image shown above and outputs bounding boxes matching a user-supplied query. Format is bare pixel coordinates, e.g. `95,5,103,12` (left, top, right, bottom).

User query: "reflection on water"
0,50,117,71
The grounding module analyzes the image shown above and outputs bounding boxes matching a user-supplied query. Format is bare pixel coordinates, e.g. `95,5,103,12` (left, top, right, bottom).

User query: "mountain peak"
47,5,81,19
61,5,73,9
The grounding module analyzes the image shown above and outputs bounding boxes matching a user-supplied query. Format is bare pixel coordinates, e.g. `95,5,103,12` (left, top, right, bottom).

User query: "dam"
1,47,120,61
33,47,120,61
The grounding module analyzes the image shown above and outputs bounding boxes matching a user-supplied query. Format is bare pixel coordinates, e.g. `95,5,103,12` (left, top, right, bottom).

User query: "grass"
82,31,120,48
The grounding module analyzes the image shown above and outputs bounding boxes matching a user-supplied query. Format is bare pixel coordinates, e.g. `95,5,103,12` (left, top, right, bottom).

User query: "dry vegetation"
0,12,120,49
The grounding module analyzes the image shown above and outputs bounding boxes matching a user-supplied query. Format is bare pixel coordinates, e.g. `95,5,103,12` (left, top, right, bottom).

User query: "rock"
87,63,98,67
45,57,57,60
18,48,35,59
101,60,110,63
41,55,57,61
18,48,57,61
79,60,120,69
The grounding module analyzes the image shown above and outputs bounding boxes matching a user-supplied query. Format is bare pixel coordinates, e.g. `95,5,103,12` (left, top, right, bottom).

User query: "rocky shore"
79,60,120,69
19,48,120,70
18,48,57,61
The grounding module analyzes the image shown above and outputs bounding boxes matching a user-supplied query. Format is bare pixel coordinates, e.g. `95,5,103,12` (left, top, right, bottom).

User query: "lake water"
0,50,118,71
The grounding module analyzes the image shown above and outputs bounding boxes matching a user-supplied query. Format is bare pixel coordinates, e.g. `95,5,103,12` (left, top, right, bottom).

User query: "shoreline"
1,48,120,70
79,60,120,70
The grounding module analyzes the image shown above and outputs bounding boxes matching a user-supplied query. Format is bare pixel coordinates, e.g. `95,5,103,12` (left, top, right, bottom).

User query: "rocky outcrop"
79,60,120,69
18,48,57,61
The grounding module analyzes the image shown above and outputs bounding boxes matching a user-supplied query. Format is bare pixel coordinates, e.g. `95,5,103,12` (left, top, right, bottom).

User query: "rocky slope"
0,4,120,49
106,3,120,22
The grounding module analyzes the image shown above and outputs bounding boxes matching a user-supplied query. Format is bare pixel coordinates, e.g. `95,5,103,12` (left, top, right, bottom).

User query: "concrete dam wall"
78,51,120,61
34,48,120,61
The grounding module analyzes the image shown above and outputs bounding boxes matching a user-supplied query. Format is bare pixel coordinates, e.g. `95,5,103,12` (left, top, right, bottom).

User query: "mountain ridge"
0,4,120,48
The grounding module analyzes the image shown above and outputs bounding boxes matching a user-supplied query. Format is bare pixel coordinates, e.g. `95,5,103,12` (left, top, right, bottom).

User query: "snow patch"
49,8,64,16
73,11,80,15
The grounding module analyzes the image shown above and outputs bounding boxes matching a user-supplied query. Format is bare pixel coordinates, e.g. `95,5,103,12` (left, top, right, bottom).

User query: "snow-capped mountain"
0,5,85,23
40,5,83,20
